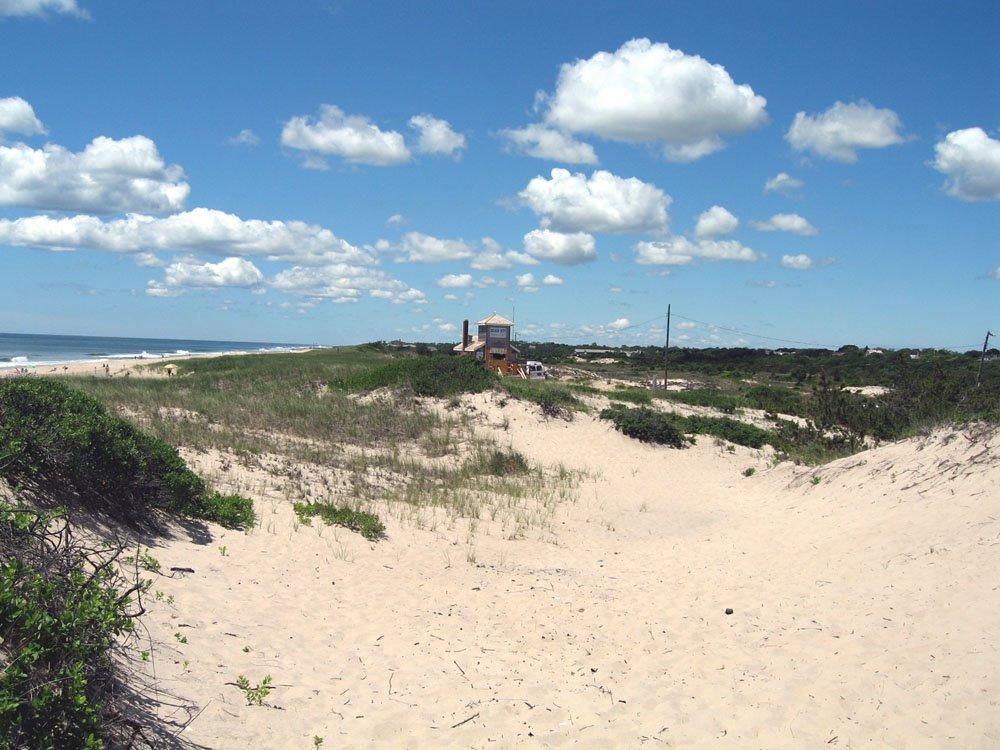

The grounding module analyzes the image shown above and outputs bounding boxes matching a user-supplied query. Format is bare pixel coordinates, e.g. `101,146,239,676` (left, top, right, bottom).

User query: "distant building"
453,313,521,374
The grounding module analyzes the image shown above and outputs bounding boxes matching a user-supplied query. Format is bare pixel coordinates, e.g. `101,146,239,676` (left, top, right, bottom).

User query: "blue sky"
1,0,997,348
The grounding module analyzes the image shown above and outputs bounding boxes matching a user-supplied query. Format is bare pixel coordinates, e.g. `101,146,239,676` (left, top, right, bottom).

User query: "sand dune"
137,395,1000,748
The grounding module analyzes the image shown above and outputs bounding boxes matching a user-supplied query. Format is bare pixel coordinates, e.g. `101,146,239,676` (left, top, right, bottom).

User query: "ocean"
0,332,310,369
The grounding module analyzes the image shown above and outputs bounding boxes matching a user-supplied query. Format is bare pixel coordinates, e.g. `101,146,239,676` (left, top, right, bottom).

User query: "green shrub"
654,388,746,413
293,502,385,540
505,380,580,417
680,415,773,449
192,493,255,531
332,355,496,397
0,504,140,749
0,378,252,530
599,406,690,448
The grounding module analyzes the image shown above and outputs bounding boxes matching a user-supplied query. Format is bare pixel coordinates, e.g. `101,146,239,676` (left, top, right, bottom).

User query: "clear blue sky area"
1,0,997,348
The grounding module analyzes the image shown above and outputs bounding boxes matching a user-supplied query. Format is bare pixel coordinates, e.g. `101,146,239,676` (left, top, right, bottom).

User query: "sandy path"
138,396,1000,748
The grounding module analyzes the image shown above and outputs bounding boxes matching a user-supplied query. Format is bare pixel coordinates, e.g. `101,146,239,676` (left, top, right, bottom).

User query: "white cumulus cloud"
281,104,410,167
0,135,189,213
523,228,597,265
0,208,372,265
786,100,904,162
932,127,1000,201
469,238,538,271
519,168,669,233
635,236,761,265
751,213,817,236
436,273,473,288
227,129,259,146
271,263,424,305
0,0,87,17
542,38,767,161
0,96,46,135
408,114,466,157
398,231,474,263
694,205,738,238
780,253,814,270
162,256,264,289
608,317,630,330
542,274,563,285
764,172,803,193
499,124,598,165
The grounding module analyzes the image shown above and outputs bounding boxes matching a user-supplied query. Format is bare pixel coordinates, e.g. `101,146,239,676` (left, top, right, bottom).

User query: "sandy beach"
129,391,1000,748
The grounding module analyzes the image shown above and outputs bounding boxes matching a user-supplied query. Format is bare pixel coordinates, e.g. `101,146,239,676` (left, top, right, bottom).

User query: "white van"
525,361,546,380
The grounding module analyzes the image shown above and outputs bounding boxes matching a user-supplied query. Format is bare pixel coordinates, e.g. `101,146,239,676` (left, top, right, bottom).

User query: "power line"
670,312,837,348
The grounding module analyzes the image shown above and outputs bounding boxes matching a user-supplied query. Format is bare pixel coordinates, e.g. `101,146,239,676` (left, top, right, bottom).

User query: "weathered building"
453,313,521,374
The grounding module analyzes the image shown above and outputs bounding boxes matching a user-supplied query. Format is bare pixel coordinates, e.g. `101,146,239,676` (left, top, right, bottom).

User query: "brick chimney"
462,319,469,349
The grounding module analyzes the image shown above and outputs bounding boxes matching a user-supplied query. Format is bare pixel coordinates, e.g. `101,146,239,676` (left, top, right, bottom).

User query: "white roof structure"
476,313,514,326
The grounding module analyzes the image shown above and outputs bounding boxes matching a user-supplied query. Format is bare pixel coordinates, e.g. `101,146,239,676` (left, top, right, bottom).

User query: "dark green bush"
0,378,252,530
599,406,689,448
680,415,773,449
654,388,746,413
293,502,385,540
0,504,141,749
331,355,496,397
192,492,255,531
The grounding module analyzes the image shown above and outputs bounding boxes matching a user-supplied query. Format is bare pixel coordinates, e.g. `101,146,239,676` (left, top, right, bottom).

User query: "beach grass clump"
680,415,773,449
480,448,530,476
332,354,497,398
504,380,581,417
652,388,747,413
0,503,143,748
599,405,690,448
293,501,385,540
191,492,255,531
0,378,253,529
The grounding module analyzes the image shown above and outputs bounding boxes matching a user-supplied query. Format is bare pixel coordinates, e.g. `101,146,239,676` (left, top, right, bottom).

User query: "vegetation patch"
504,380,581,418
332,354,496,397
0,503,146,748
479,448,530,475
599,405,690,448
293,501,385,541
0,378,253,529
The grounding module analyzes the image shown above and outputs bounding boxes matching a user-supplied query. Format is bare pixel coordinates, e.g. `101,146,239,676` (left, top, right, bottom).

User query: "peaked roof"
477,312,514,326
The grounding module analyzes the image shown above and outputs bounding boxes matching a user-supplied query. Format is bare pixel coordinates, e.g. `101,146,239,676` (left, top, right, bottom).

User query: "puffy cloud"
989,268,1000,280
162,256,264,289
438,322,458,333
786,100,904,162
134,251,165,267
694,205,738,238
0,208,372,265
542,274,563,285
499,124,598,165
542,38,767,161
519,168,669,233
436,273,473,288
635,236,761,265
764,172,803,194
608,317,630,330
281,104,410,167
780,253,813,270
0,96,46,135
522,228,597,265
932,127,1000,201
515,272,538,292
408,114,466,157
0,135,189,213
227,129,259,146
271,263,424,305
0,0,86,17
398,231,473,263
751,213,817,235
469,237,538,270
386,213,405,227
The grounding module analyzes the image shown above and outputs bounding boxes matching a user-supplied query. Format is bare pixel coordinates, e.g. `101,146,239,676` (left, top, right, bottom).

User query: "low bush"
505,380,581,418
192,492,255,531
0,378,253,530
599,406,690,448
293,502,385,540
332,355,496,397
680,415,773,449
479,449,530,475
0,503,144,748
653,388,746,413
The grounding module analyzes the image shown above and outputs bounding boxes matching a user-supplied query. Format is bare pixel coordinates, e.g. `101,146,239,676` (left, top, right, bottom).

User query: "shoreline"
0,347,317,378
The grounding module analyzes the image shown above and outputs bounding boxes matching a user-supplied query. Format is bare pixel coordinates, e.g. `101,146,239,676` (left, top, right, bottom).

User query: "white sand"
133,397,999,748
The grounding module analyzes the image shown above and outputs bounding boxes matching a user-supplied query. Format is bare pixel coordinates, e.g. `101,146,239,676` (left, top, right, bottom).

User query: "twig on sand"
451,711,480,729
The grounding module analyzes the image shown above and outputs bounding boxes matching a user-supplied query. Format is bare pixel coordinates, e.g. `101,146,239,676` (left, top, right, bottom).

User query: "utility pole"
977,330,993,387
663,304,671,389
